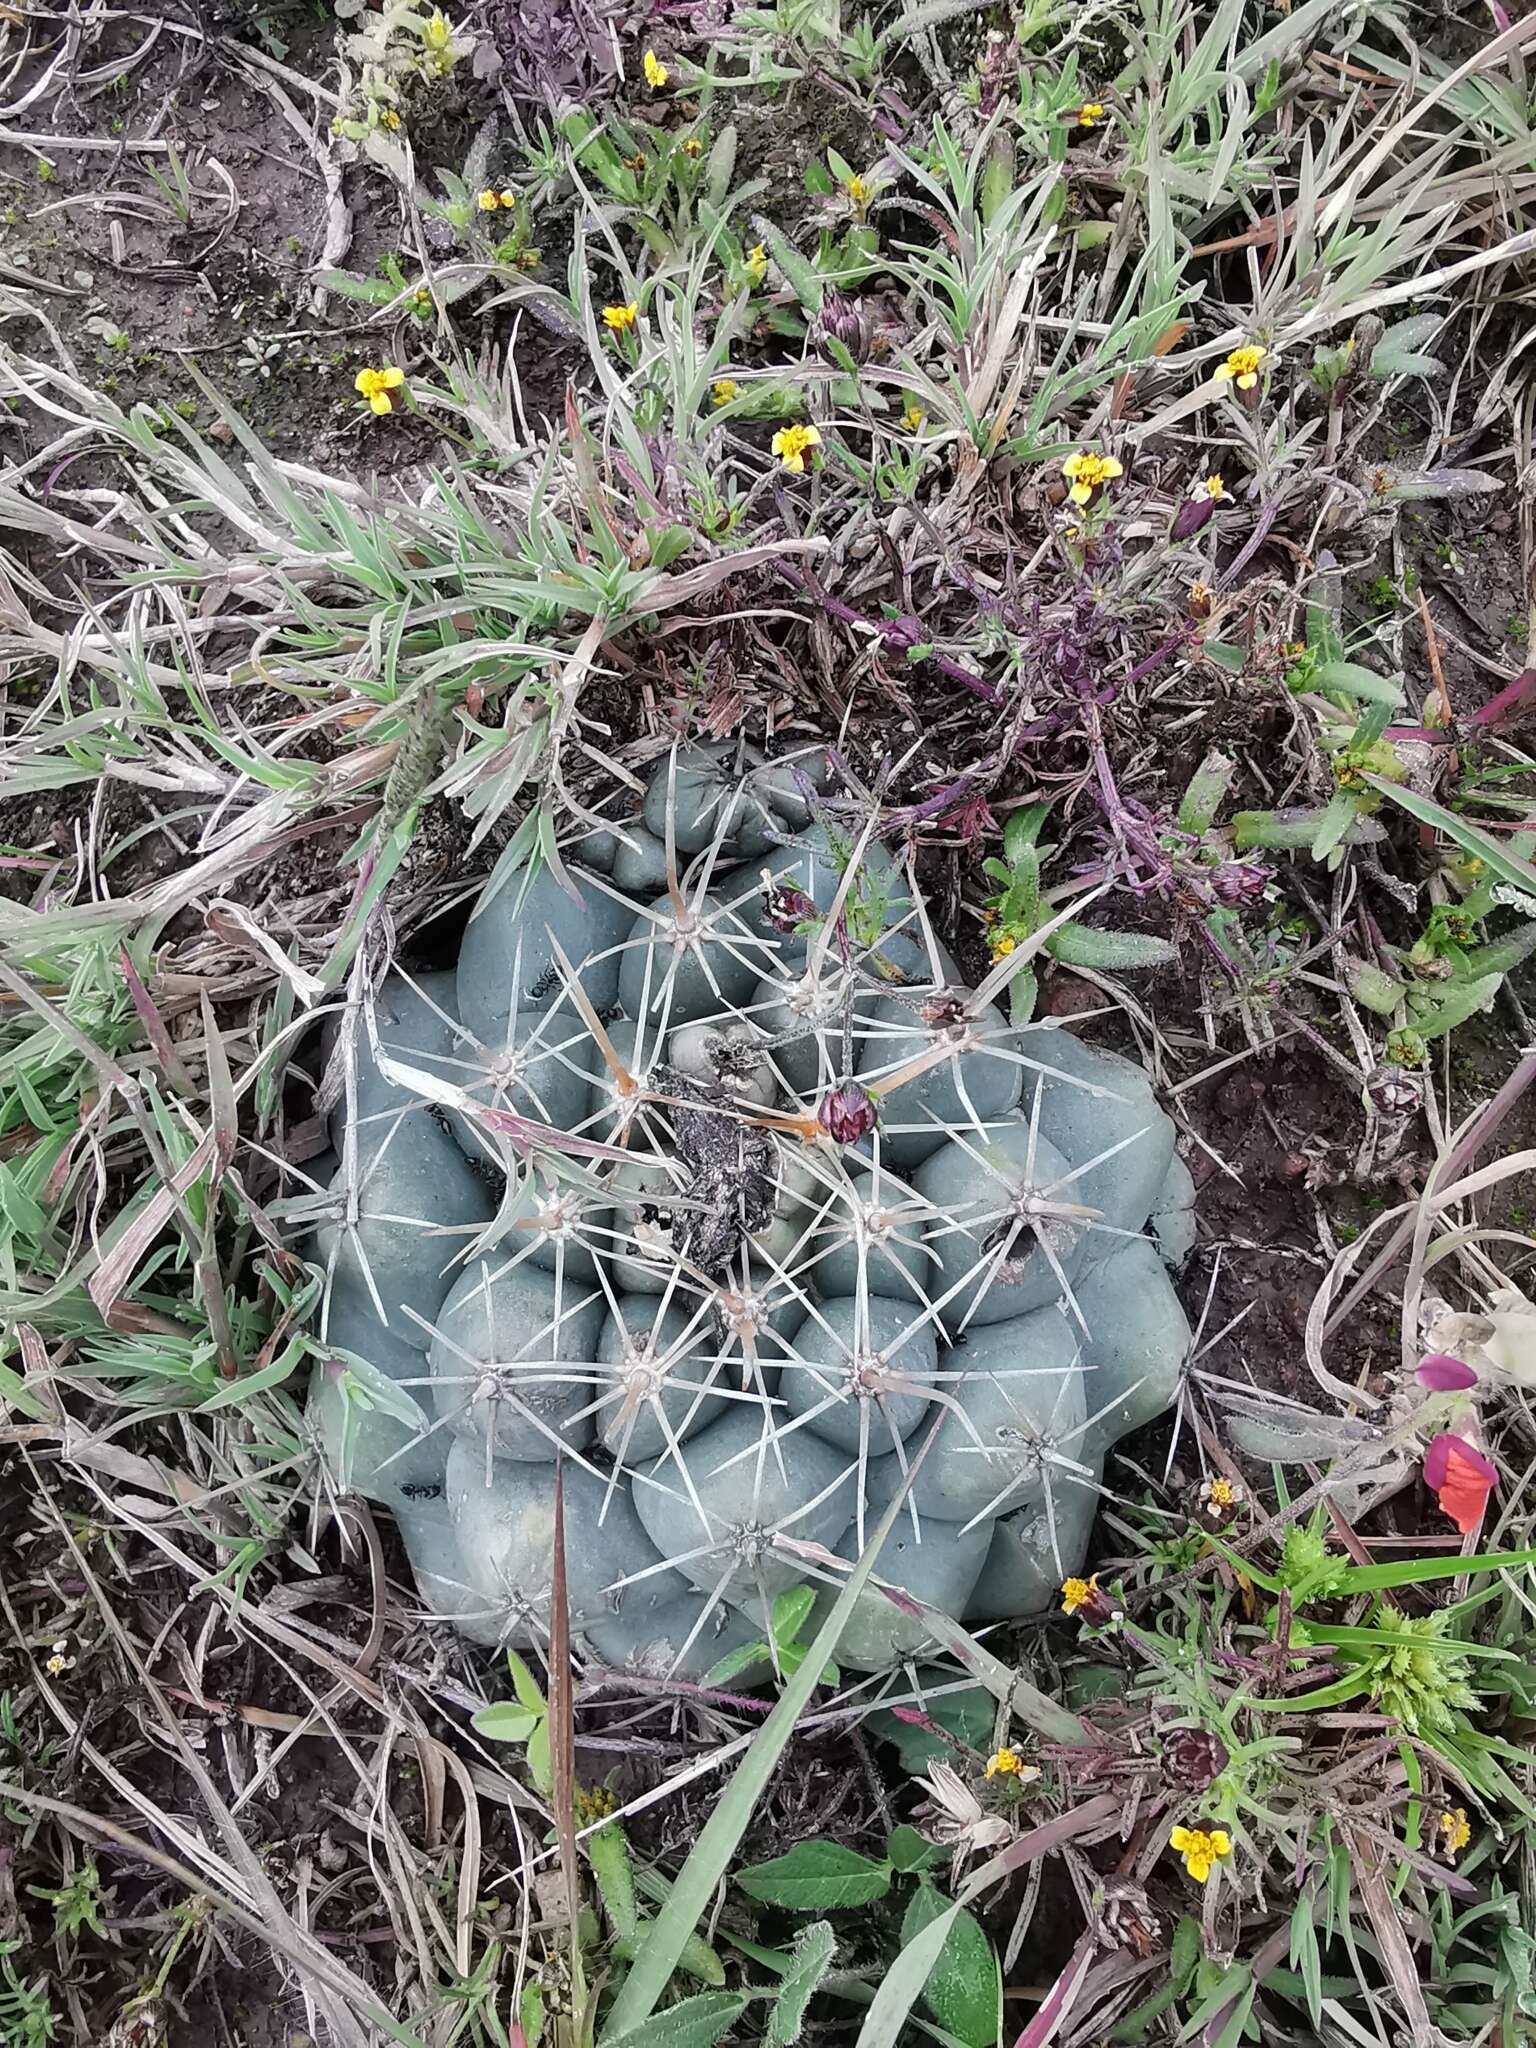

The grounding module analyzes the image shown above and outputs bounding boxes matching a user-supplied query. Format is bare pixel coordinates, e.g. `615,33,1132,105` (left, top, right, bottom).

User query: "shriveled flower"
1161,1725,1228,1794
1061,449,1124,506
1368,1064,1423,1118
712,378,738,406
477,188,502,211
761,879,816,932
1214,344,1267,391
984,1746,1038,1780
1060,1574,1117,1623
642,48,669,86
499,188,518,207
744,243,768,284
1075,100,1108,127
901,405,926,432
1438,1807,1472,1860
682,136,703,157
772,422,822,474
1169,1823,1232,1883
991,932,1017,960
1208,858,1270,905
1093,1876,1160,1958
602,302,639,333
914,1761,1015,1870
818,1082,878,1145
354,365,405,416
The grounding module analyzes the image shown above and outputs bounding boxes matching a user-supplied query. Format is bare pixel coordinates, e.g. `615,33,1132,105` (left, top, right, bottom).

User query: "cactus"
305,745,1191,1679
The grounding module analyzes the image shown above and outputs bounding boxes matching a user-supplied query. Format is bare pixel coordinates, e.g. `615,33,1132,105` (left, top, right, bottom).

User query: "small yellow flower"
901,404,926,433
985,1746,1023,1778
499,188,518,207
682,136,703,158
43,1639,74,1677
844,173,872,209
1207,1476,1238,1507
1196,474,1227,501
1060,1576,1094,1615
379,108,402,131
772,422,822,474
1439,1808,1472,1859
1060,449,1124,506
602,302,639,333
354,364,405,416
477,189,501,211
712,378,739,406
991,933,1017,960
1169,1825,1233,1883
643,48,669,87
744,243,768,284
1214,344,1267,392
1076,101,1108,127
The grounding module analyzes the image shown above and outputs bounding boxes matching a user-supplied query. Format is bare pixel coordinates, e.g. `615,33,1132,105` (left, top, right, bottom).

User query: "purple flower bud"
816,289,871,363
1172,494,1216,540
818,1082,878,1145
1416,1353,1479,1393
1209,858,1271,904
762,880,816,933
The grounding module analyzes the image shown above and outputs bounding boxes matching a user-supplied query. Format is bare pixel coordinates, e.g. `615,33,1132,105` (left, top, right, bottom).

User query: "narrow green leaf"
603,1992,747,2048
737,1842,893,1911
1363,777,1536,900
1331,1545,1536,1592
590,1823,639,1942
766,1922,837,2048
599,1474,922,2040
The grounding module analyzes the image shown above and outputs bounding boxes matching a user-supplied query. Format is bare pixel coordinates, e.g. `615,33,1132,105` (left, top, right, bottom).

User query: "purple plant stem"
1466,665,1536,730
774,562,1003,705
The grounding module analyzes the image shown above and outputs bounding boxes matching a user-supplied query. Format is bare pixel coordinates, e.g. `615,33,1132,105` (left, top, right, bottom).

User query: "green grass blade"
597,1478,919,2039
1363,777,1536,898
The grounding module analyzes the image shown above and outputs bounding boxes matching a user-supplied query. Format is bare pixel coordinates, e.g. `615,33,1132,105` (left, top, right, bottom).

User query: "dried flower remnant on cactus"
818,1082,878,1145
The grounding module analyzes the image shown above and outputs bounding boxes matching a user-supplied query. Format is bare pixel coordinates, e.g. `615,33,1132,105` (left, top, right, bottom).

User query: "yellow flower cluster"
772,422,821,474
1061,449,1124,505
477,188,518,211
1076,101,1108,127
1215,344,1266,390
1439,1807,1472,1859
1169,1825,1232,1883
354,365,405,416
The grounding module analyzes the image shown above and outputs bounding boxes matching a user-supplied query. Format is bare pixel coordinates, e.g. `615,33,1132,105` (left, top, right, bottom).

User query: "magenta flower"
1416,1353,1479,1393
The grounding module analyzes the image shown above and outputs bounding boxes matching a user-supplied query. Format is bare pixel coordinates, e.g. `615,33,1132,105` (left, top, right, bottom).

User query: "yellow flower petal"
369,392,393,415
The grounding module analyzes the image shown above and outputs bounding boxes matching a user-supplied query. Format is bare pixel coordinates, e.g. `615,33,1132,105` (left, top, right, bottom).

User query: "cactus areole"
308,746,1192,1679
